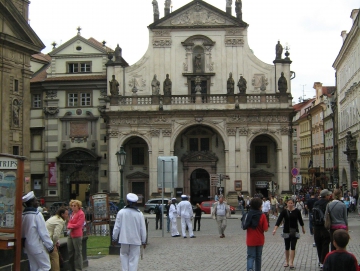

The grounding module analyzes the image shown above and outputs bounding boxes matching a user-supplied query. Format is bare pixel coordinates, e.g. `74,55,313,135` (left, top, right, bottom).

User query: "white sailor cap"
22,191,35,203
126,193,138,202
181,194,187,198
171,198,177,201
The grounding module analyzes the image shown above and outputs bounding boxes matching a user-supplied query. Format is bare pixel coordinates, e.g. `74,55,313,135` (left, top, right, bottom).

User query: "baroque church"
30,0,295,206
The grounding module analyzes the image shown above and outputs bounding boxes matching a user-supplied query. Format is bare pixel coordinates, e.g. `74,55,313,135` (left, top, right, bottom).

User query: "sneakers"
319,263,323,269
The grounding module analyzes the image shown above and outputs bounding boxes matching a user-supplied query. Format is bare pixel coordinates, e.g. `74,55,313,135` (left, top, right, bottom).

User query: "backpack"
241,213,248,230
312,206,325,226
154,205,160,214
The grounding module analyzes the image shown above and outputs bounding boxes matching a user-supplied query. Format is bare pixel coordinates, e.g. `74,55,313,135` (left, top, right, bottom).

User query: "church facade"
105,0,294,204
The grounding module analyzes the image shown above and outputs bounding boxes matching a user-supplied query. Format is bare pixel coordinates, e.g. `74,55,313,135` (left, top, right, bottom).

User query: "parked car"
200,200,236,214
144,198,170,214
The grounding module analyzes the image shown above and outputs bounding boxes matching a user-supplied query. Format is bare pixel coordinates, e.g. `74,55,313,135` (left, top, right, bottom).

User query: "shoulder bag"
324,202,339,230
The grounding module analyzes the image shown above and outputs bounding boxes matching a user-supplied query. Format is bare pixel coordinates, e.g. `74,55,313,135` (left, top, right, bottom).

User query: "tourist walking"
272,198,305,269
211,195,231,238
67,200,85,271
112,193,147,271
193,203,202,231
22,191,54,271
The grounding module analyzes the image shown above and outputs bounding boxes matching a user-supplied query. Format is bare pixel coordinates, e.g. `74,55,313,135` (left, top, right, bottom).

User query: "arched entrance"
190,169,210,204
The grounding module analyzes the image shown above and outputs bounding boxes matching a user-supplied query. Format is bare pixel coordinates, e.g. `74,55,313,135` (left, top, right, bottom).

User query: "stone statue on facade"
163,74,172,96
152,0,159,21
226,0,232,7
235,0,242,21
275,40,283,60
345,131,355,151
12,99,20,127
227,72,235,94
237,75,247,94
164,0,171,8
109,75,120,96
278,72,287,93
151,74,160,95
195,54,202,72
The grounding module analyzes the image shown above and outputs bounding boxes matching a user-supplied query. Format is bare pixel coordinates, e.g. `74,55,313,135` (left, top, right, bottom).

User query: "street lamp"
116,146,126,209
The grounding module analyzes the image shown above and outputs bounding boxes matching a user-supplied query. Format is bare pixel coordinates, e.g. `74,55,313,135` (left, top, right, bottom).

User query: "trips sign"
0,158,17,169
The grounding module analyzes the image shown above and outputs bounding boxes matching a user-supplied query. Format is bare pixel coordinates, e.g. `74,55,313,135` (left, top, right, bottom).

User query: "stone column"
108,130,120,193
227,128,236,182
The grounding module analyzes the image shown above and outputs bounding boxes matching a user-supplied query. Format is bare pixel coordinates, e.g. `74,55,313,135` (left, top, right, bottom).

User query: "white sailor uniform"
177,199,195,238
168,203,180,237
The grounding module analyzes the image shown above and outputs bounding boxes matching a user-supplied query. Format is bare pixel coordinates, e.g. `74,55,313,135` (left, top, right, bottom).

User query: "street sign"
222,175,230,180
211,180,219,186
291,168,299,176
210,174,219,180
352,181,358,188
292,177,296,185
296,175,302,184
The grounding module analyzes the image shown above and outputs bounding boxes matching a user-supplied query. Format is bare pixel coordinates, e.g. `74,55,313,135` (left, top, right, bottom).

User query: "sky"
28,0,359,103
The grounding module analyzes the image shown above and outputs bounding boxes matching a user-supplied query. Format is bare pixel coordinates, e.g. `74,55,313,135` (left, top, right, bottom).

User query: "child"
323,229,358,271
243,197,268,271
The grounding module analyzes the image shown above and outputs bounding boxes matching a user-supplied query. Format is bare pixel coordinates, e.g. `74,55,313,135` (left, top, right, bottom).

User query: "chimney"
340,30,347,43
350,9,359,24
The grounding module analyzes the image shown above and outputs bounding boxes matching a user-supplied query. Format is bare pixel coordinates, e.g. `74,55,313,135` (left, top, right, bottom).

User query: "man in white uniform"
168,198,180,237
112,193,147,271
21,191,54,271
177,195,196,238
262,197,271,227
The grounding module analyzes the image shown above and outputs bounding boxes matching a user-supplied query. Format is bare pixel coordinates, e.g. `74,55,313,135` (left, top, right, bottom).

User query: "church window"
189,137,210,151
255,146,268,164
132,147,145,165
67,62,91,73
14,79,19,92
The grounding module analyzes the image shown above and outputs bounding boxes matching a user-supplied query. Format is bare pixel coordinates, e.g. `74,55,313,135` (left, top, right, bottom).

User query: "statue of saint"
152,0,159,15
237,75,247,93
109,75,120,96
235,0,242,20
164,0,171,9
12,99,20,127
163,74,172,96
275,41,283,60
195,54,202,72
226,0,232,8
227,72,235,94
151,74,160,95
278,72,287,93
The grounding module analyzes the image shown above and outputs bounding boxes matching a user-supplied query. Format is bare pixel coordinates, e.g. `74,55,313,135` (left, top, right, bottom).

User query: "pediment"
250,170,274,177
181,151,218,162
126,171,149,179
149,0,247,29
49,35,107,56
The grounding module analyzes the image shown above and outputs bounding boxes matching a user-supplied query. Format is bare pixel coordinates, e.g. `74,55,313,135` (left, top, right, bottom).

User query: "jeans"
239,204,245,215
167,216,170,232
308,212,313,235
247,246,263,271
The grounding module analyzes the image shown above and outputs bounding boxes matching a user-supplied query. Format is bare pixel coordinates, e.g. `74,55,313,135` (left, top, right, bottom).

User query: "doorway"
190,169,210,204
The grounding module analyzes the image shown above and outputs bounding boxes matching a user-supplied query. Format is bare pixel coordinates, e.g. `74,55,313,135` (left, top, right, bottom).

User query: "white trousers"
170,217,179,236
26,250,51,271
120,244,140,271
181,217,194,237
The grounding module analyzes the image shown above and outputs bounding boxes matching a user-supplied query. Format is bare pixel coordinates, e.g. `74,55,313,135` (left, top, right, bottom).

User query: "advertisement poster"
48,162,57,186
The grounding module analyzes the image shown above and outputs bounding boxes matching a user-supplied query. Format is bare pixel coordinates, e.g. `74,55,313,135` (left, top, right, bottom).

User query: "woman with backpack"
272,198,305,269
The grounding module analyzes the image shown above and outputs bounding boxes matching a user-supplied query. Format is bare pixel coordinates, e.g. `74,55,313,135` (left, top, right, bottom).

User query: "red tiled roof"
31,53,51,62
31,68,48,82
88,37,113,52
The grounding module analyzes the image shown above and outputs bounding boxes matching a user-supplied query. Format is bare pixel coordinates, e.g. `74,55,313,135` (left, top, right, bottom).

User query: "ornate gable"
126,171,149,179
250,170,274,177
149,0,247,29
181,151,218,162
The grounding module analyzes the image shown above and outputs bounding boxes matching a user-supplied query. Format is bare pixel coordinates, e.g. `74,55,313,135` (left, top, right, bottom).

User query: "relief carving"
43,107,59,116
225,38,244,47
238,127,249,135
46,90,57,99
153,39,172,47
153,30,170,36
107,130,119,138
162,129,172,137
149,129,160,137
227,128,236,136
252,74,268,90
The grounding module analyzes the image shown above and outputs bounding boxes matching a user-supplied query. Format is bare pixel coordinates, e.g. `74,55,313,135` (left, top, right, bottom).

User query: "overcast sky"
29,0,358,103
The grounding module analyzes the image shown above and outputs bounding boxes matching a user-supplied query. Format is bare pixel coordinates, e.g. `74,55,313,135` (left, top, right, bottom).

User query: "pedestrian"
295,198,305,217
326,189,348,251
45,207,69,271
305,192,318,247
243,197,268,271
323,229,358,271
261,197,270,227
277,198,285,227
246,196,251,213
177,195,196,238
238,192,245,215
214,194,219,201
270,195,278,219
155,201,162,230
211,195,231,238
67,200,85,271
21,191,54,271
112,193,147,271
313,189,331,269
193,203,202,231
165,200,171,233
272,198,305,269
169,198,180,237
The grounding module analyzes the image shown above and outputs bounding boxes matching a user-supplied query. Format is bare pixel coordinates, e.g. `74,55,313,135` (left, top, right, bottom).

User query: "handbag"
324,202,339,230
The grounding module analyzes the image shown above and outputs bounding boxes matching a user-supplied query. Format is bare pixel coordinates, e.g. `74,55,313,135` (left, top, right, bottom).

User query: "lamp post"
116,146,126,209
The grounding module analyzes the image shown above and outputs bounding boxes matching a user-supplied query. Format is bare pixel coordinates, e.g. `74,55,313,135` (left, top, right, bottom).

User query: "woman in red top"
67,200,85,271
244,197,268,271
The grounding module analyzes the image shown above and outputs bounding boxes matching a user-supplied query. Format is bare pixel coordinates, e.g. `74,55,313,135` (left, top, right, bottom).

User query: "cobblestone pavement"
86,213,360,271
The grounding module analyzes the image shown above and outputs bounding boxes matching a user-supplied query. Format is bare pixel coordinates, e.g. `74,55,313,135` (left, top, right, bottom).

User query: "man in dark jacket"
306,192,318,246
313,189,331,269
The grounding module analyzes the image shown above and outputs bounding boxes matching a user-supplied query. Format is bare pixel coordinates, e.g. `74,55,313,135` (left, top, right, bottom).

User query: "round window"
76,46,82,51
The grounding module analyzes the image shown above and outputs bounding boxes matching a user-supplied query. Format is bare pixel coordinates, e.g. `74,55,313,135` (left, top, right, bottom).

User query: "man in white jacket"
22,191,54,271
177,195,196,238
112,193,147,271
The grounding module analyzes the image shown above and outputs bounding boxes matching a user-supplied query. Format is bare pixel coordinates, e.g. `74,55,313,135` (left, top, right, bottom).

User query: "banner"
48,162,57,186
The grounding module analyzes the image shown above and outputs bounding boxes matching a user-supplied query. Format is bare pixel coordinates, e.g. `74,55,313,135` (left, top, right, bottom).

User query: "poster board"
90,193,109,223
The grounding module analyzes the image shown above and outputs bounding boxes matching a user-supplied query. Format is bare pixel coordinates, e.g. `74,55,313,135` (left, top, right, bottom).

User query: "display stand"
0,153,26,271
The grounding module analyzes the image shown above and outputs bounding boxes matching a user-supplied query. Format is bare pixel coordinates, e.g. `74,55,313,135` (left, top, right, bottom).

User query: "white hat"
126,193,138,202
171,198,176,201
22,191,35,203
181,194,187,198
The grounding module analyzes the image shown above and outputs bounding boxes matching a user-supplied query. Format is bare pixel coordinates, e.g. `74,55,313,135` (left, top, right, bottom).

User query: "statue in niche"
226,0,232,7
237,75,247,93
194,54,202,72
278,72,288,93
151,74,160,95
164,0,171,9
163,74,172,96
109,75,120,95
235,0,242,20
275,40,283,60
152,0,159,14
345,131,355,151
227,72,235,94
12,99,20,127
